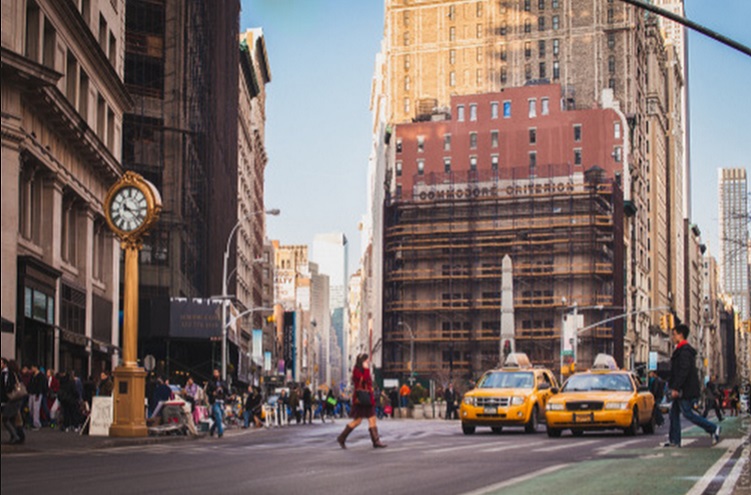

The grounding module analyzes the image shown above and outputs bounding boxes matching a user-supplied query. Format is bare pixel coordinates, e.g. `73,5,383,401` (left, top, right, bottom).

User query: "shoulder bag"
8,375,28,401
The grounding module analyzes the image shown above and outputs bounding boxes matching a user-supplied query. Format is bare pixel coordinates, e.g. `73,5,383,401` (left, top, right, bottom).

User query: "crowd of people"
1,357,115,444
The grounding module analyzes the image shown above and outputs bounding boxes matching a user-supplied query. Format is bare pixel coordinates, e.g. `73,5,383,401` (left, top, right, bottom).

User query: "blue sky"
241,0,750,272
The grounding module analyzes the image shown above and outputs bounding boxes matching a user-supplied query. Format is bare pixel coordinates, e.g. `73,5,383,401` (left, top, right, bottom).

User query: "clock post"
104,172,162,437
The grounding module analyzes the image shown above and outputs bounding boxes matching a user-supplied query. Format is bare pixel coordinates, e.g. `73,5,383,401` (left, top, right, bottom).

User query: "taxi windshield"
562,373,633,392
478,372,535,389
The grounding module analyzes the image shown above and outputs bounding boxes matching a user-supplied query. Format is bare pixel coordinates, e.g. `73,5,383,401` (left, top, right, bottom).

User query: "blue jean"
210,402,224,437
669,398,717,445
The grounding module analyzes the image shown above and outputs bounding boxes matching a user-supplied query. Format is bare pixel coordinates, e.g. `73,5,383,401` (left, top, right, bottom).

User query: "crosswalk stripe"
531,439,599,452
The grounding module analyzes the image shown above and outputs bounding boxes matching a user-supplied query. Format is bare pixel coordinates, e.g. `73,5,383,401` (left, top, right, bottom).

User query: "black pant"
303,404,312,423
702,399,723,420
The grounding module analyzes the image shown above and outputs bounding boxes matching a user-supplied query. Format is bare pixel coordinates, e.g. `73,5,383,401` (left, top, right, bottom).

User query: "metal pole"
221,248,229,381
572,304,579,367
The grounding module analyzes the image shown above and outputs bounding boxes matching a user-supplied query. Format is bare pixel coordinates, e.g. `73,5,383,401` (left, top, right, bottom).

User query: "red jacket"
352,367,374,405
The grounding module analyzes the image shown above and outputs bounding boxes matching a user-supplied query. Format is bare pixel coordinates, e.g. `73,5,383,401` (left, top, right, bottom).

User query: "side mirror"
551,387,559,394
538,382,550,391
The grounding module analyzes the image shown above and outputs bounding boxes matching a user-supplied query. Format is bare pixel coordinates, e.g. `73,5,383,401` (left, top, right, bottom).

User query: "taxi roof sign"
591,353,619,371
503,352,532,369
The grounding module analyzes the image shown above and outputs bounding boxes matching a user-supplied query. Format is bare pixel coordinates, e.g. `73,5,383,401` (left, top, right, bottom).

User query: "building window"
470,156,478,171
396,138,403,153
538,16,545,31
396,184,402,198
450,26,456,41
476,47,483,62
491,154,499,171
608,33,615,50
417,135,425,152
524,0,531,11
503,100,511,118
552,15,559,30
417,159,425,175
614,121,622,139
491,130,499,147
528,99,537,118
501,67,507,84
61,196,79,266
541,97,549,115
404,55,411,70
404,76,411,91
449,5,455,20
500,46,507,61
553,60,560,79
470,132,478,149
539,62,546,78
500,22,507,36
529,128,537,144
404,97,410,114
573,124,582,142
525,41,532,59
470,104,478,121
476,24,483,38
524,20,532,33
457,104,465,121
477,2,483,16
608,55,616,74
574,148,582,165
553,38,560,56
552,0,559,8
609,78,616,89
613,146,622,162
18,165,43,244
491,102,499,119
403,10,410,26
539,40,546,57
525,64,532,80
404,32,410,45
444,157,452,173
539,0,545,10
529,151,537,168
444,134,451,151
450,71,456,87
607,8,614,23
396,161,402,177
450,49,456,65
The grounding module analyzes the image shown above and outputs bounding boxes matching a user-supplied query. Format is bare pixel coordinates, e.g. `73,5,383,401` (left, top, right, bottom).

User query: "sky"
240,0,750,274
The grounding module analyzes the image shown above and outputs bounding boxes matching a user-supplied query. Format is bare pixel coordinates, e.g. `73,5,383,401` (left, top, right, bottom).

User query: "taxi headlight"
511,396,526,406
463,396,475,406
546,403,565,411
604,402,629,410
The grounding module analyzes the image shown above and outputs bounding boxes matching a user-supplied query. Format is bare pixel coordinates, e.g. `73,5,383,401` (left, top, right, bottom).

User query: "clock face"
110,186,148,233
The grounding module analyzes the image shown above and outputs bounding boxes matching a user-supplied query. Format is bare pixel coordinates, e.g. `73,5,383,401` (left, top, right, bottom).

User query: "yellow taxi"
545,354,656,437
460,353,559,435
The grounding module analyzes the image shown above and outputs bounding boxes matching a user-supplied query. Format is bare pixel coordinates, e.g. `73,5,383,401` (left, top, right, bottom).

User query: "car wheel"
571,428,584,437
624,407,638,436
491,426,503,434
642,412,656,435
462,424,476,435
524,406,539,433
547,426,562,438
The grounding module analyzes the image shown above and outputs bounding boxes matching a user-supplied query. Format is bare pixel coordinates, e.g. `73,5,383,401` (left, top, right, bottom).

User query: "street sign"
143,354,156,372
648,351,658,371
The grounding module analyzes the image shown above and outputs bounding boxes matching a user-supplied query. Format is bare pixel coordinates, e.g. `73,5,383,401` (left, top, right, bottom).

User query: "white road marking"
685,439,744,495
595,438,645,456
717,442,750,495
531,439,599,453
459,463,572,495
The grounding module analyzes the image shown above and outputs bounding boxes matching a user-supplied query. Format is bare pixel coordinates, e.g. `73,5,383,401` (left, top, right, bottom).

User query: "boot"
369,426,387,448
337,424,355,449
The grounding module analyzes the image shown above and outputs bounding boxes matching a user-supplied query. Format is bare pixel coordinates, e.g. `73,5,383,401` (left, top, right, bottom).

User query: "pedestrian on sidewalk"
389,388,398,418
664,324,720,448
97,371,114,397
28,364,47,429
302,385,313,424
243,386,263,429
701,375,723,421
1,358,26,444
289,385,301,424
444,383,458,420
46,369,60,427
399,382,411,409
336,353,387,449
206,369,228,438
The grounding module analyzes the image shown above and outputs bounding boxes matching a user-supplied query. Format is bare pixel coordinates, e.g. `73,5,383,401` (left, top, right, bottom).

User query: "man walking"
28,364,47,429
206,369,228,438
302,385,313,424
648,370,665,427
665,324,720,447
444,383,458,420
702,375,724,421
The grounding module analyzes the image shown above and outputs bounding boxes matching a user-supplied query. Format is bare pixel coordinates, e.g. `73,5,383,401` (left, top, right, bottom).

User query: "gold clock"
104,172,162,240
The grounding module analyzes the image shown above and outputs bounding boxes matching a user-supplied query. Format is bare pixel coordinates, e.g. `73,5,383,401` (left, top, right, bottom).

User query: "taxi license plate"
484,407,498,414
573,413,593,423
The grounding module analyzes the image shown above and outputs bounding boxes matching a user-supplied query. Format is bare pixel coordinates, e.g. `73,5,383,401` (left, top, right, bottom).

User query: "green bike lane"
477,416,750,495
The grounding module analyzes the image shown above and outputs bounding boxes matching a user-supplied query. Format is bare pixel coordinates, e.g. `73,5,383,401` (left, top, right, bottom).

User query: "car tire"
462,424,476,435
547,426,562,438
624,407,638,436
642,412,656,434
491,426,503,434
571,428,584,437
524,406,539,433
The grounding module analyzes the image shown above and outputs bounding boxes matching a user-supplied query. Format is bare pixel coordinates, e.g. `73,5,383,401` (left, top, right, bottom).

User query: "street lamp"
397,321,415,385
221,208,280,381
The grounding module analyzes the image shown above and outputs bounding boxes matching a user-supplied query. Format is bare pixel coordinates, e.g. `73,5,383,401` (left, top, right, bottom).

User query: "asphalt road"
1,417,748,495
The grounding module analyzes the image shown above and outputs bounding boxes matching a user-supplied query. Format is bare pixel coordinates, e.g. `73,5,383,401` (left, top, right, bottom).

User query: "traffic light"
266,314,276,324
660,313,675,331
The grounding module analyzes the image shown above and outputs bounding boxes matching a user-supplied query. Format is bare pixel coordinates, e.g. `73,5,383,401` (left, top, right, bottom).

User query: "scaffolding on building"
382,164,625,386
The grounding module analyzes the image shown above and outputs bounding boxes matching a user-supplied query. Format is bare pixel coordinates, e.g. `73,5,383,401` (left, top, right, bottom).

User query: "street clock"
104,171,162,240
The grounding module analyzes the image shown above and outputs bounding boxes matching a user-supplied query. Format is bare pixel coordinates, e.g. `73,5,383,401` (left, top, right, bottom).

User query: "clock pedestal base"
109,365,148,437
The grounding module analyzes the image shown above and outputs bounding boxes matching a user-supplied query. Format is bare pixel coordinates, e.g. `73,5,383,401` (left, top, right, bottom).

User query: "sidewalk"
0,425,202,456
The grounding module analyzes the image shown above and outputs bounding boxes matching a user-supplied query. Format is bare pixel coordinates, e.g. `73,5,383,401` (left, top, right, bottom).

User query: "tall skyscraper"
719,168,749,319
